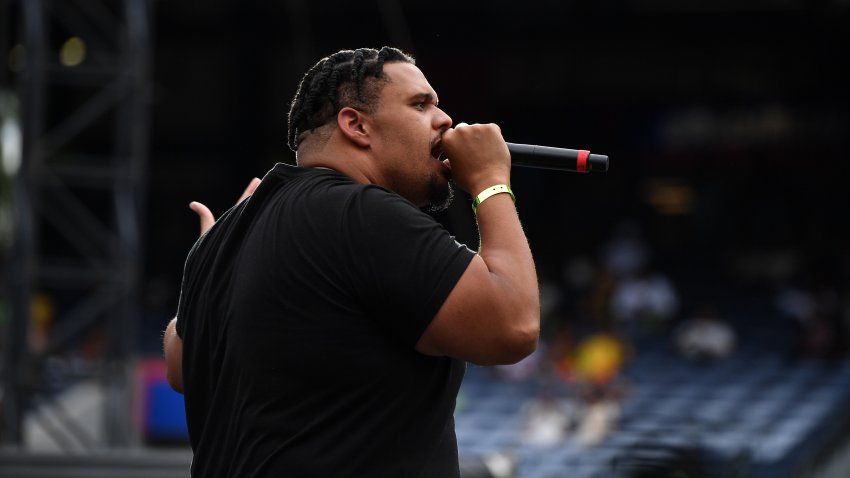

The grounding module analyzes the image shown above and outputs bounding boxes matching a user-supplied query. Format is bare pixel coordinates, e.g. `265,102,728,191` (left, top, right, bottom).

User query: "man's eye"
414,102,426,110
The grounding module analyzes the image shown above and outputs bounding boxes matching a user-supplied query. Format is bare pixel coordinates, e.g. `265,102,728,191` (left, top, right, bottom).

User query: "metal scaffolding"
2,0,152,448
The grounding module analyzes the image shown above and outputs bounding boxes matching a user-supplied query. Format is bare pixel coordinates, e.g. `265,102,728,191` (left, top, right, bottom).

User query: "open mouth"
430,141,445,161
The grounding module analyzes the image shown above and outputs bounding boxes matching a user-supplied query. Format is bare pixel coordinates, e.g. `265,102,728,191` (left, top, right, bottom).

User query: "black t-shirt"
176,164,476,477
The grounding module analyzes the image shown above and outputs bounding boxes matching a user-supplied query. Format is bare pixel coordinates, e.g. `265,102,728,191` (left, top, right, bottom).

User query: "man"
163,46,539,477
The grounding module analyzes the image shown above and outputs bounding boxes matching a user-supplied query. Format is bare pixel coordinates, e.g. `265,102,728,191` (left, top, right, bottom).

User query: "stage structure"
2,0,152,448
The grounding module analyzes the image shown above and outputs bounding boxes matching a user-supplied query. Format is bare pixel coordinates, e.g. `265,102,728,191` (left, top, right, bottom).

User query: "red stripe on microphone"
577,150,589,173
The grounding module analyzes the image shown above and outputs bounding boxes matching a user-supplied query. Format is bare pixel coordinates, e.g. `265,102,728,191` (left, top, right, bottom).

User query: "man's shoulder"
270,164,418,209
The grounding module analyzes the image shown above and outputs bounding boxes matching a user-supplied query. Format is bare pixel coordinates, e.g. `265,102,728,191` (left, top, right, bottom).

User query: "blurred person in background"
609,261,679,349
775,271,845,360
673,303,736,361
601,219,649,280
519,381,577,446
548,326,629,447
162,47,540,477
570,330,629,447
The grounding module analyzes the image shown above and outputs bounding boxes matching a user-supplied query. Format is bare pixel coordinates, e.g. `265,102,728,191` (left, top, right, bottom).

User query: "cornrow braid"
286,46,414,151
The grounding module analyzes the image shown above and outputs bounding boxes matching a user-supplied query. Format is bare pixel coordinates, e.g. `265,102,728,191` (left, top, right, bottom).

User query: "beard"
425,172,454,212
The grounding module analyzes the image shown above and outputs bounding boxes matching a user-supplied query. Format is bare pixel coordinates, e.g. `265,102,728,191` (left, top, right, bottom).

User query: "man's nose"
434,107,452,130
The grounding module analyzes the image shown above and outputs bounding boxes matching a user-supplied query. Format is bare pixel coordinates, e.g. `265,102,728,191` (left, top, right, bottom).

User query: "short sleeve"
341,187,476,347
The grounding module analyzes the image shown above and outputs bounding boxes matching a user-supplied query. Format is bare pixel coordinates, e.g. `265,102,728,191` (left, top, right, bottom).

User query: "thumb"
237,177,262,204
189,201,216,236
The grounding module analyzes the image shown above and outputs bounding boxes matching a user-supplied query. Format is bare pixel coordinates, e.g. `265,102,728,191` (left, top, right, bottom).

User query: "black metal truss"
2,0,152,447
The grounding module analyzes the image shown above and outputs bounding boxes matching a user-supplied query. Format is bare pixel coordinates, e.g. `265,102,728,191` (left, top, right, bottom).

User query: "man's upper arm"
415,254,539,365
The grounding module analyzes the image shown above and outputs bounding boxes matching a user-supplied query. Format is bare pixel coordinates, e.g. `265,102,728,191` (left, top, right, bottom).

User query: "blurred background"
1,0,849,477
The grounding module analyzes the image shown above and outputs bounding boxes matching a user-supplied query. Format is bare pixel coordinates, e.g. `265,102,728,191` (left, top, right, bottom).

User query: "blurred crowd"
483,218,850,450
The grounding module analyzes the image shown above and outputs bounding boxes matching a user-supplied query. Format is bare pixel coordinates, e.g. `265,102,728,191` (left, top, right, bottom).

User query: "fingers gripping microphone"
507,142,609,173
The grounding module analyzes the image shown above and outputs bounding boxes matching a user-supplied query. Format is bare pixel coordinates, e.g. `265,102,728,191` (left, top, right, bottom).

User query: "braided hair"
287,47,415,151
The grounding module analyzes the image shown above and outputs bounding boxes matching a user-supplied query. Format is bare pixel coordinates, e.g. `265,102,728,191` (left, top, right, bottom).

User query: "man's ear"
337,107,370,148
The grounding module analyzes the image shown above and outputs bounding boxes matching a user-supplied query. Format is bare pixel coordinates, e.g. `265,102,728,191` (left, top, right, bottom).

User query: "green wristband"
472,184,515,212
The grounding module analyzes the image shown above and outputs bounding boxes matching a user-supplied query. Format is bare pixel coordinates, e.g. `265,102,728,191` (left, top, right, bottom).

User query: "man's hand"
190,177,261,235
441,122,511,196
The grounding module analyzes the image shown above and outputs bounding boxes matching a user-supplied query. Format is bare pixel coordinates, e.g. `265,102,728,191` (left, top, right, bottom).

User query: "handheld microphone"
507,142,609,173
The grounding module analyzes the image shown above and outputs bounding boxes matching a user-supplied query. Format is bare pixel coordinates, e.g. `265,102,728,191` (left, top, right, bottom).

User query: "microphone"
507,142,609,173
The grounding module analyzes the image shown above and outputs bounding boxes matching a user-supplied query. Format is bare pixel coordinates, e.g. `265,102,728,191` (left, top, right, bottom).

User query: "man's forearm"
474,191,540,350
